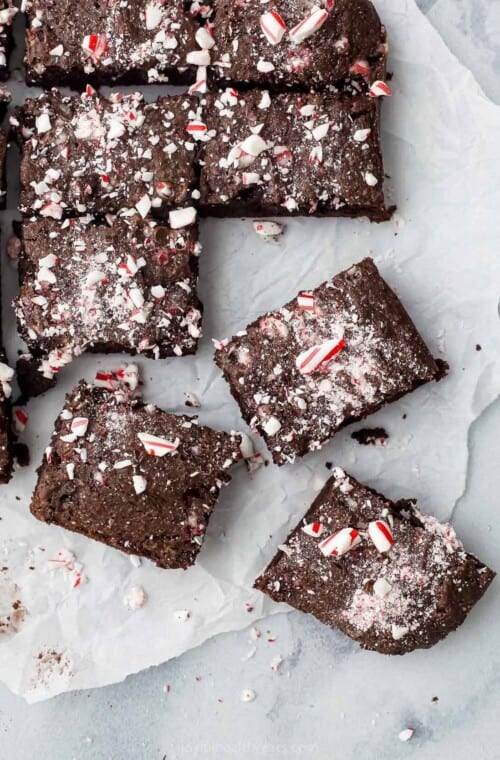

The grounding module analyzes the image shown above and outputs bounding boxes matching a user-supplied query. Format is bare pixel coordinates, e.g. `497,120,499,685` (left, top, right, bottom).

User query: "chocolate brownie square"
255,467,495,654
13,89,202,219
0,2,17,80
214,258,442,465
23,0,207,88
211,0,387,92
0,129,7,208
30,368,243,569
199,89,390,220
15,214,202,386
0,350,13,483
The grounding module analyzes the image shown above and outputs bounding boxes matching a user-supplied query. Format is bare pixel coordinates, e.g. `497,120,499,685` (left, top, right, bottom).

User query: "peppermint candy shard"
253,220,284,238
369,80,392,98
297,293,315,312
137,432,179,456
368,519,394,553
319,527,361,557
260,11,287,46
302,522,324,537
296,336,345,375
70,417,89,437
289,7,329,44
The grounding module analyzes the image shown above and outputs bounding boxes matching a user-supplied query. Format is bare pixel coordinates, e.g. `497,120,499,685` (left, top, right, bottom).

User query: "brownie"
0,129,7,208
214,258,442,466
0,350,13,483
199,89,390,220
16,352,57,400
23,0,207,88
30,368,243,569
13,89,202,219
211,0,387,92
15,214,202,385
0,1,17,80
255,468,495,654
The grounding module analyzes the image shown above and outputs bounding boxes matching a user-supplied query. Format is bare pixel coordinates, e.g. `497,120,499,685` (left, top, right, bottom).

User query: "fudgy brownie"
13,89,202,219
199,89,390,220
30,367,243,569
211,0,388,92
15,214,202,384
23,0,209,88
0,2,17,80
255,468,495,654
0,129,7,208
0,351,13,483
214,258,442,465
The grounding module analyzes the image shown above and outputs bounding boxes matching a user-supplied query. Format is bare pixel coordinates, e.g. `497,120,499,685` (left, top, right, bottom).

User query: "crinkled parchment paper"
0,0,499,702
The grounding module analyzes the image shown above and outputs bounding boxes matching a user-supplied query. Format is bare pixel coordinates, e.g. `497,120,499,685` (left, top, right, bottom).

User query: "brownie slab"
14,89,201,219
15,214,202,384
23,0,205,87
211,0,387,92
255,468,495,654
214,258,442,465
199,89,389,220
0,2,17,80
30,369,243,569
0,351,13,483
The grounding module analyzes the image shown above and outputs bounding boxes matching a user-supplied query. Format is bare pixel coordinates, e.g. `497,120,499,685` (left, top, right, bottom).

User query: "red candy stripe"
297,293,315,311
137,432,179,457
368,519,394,553
296,337,346,375
369,80,392,98
319,528,361,557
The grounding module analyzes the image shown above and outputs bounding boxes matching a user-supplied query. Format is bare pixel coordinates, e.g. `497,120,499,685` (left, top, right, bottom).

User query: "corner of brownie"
254,467,495,654
15,213,203,386
214,258,442,465
30,365,244,569
0,351,14,483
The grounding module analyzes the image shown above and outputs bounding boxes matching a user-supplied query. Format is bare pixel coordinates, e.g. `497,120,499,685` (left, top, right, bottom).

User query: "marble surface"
1,1,499,757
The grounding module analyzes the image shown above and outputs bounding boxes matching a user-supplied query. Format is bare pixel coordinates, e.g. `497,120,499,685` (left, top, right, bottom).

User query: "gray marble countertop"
1,1,499,758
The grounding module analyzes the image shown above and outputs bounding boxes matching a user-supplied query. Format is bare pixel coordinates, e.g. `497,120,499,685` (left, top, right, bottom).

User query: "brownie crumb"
13,442,30,468
434,358,450,380
475,344,482,351
351,427,389,446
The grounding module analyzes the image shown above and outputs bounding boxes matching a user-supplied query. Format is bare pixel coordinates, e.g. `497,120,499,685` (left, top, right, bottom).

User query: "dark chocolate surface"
200,89,389,220
30,372,243,568
15,215,202,383
255,468,495,654
215,258,441,465
211,0,387,91
15,89,201,219
23,0,204,87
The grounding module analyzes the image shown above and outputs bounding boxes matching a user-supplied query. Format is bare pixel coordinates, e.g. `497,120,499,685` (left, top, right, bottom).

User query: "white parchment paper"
0,0,499,702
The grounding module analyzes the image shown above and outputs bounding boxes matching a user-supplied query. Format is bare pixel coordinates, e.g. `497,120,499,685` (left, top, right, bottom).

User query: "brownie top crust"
15,89,202,219
15,215,202,378
255,468,495,654
200,89,388,219
30,368,243,569
215,258,440,465
211,0,387,91
24,0,204,86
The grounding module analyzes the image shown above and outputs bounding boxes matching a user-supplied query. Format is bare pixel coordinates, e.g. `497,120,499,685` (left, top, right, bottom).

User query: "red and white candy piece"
94,371,115,390
14,408,28,433
297,293,314,311
351,59,371,76
260,11,287,45
186,120,207,135
296,336,345,375
82,34,108,61
368,519,394,553
369,80,392,98
302,522,324,537
137,432,179,457
70,417,89,437
319,528,361,557
289,7,328,44
195,26,215,50
253,220,284,238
